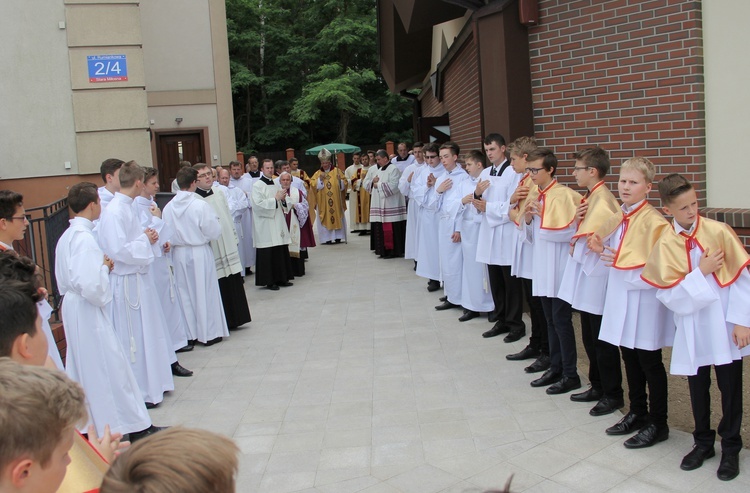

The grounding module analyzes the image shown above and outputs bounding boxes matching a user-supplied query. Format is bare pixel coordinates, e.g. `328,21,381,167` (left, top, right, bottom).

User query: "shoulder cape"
572,181,620,239
596,201,671,270
538,180,582,230
641,215,750,288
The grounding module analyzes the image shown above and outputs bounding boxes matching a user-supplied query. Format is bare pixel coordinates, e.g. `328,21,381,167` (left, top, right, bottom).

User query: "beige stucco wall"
703,1,750,208
0,1,78,180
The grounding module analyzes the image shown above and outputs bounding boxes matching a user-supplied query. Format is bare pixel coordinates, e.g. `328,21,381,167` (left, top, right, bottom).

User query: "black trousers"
540,297,577,378
521,277,548,355
487,264,504,321
688,360,743,454
500,265,524,333
580,311,623,400
621,347,668,426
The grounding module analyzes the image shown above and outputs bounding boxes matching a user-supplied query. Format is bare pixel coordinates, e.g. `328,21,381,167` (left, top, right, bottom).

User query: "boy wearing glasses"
587,157,673,449
520,148,583,395
558,148,623,416
0,190,29,251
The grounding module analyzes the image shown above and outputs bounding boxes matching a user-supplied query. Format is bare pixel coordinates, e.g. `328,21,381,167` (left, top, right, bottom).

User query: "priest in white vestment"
163,167,230,345
56,182,154,437
194,163,252,331
252,160,294,290
413,144,445,291
399,142,425,260
363,150,407,258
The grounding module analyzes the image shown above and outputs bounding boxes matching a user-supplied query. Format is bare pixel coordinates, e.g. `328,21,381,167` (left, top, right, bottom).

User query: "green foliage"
226,0,414,152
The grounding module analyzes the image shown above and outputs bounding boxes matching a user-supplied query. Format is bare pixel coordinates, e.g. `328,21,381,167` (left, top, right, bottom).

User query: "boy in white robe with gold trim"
642,174,750,480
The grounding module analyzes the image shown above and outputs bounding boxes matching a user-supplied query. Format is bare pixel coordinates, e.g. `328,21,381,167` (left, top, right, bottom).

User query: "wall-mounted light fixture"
175,117,183,124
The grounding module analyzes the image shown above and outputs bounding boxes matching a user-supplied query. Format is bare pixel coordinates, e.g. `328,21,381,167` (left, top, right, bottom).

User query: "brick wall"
441,37,483,153
528,0,705,196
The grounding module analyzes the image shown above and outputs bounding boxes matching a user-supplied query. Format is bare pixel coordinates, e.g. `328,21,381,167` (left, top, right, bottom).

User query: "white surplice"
133,196,189,352
162,191,229,343
458,176,494,312
558,238,609,315
230,174,257,269
391,154,416,174
344,163,364,230
400,161,426,260
251,177,292,248
97,193,174,404
475,170,521,267
413,163,446,281
38,299,64,370
654,221,750,375
56,217,152,435
429,166,468,304
584,203,675,351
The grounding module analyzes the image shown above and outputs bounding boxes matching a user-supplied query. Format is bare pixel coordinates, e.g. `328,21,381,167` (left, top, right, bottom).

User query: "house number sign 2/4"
87,55,128,83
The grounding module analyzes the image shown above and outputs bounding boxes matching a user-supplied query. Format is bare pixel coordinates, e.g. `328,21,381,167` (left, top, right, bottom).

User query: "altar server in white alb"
97,158,123,210
642,174,750,481
475,133,525,342
413,143,446,291
229,160,257,275
55,182,158,439
399,142,426,260
429,142,468,311
163,167,230,346
97,161,178,408
134,167,192,354
344,152,365,233
456,151,494,321
391,142,416,174
218,167,251,273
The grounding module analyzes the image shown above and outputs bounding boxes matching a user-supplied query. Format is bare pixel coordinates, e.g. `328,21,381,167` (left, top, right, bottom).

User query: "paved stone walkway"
150,233,749,492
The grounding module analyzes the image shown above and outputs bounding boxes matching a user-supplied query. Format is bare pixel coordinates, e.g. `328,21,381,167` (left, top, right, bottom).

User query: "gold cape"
57,432,109,493
356,165,371,224
596,201,671,270
538,180,582,230
641,215,750,288
310,166,347,231
572,181,620,240
510,173,538,225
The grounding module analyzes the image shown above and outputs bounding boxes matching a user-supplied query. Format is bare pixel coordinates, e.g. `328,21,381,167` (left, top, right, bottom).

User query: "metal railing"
12,197,70,321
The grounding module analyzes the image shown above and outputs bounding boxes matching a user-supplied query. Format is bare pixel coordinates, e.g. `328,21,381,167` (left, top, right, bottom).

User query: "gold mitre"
318,148,332,162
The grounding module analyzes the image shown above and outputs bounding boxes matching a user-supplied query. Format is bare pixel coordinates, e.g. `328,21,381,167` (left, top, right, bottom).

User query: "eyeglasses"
8,216,27,222
196,173,211,179
525,167,544,175
425,155,438,159
572,166,591,172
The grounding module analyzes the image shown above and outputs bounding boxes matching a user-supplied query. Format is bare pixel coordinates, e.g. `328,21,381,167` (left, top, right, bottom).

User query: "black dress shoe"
439,295,448,302
606,411,648,436
279,281,294,287
245,267,254,276
266,284,280,291
717,452,740,481
204,337,222,346
506,345,540,361
680,445,715,471
546,375,581,395
335,239,341,243
482,323,509,338
129,425,168,443
530,369,562,388
458,310,479,322
623,423,669,448
427,280,441,292
435,301,460,311
175,344,194,353
171,362,193,377
145,402,158,409
524,354,550,373
570,387,603,403
488,313,499,323
589,397,625,416
503,329,526,343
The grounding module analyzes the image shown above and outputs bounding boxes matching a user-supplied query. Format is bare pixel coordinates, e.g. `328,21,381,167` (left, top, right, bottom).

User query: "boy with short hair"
56,182,156,439
98,158,125,210
587,157,673,448
558,147,624,416
98,161,177,408
100,427,240,493
507,138,550,372
0,357,87,493
642,174,750,480
521,148,583,395
0,190,29,251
